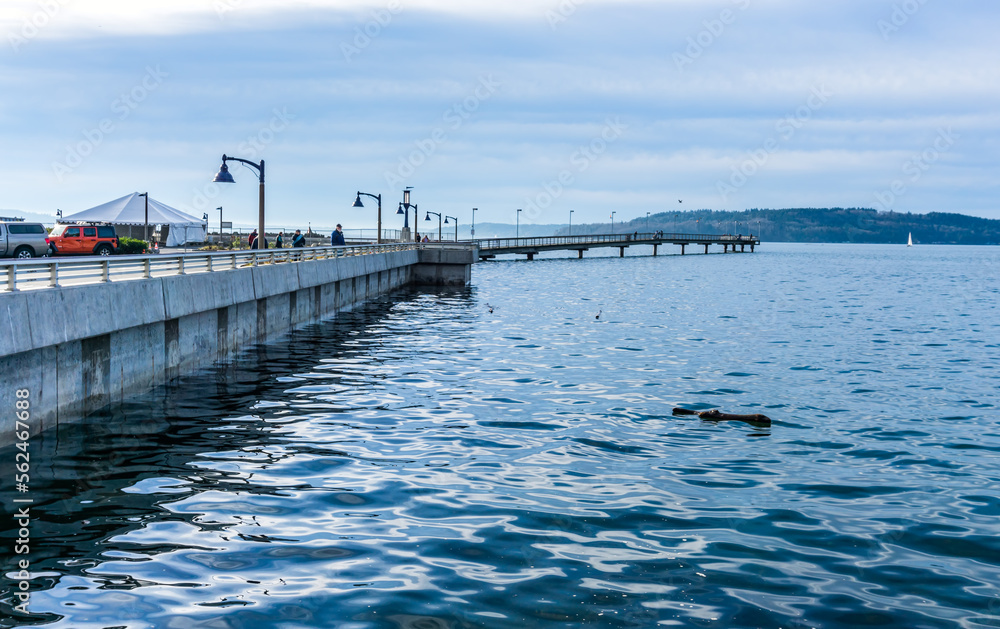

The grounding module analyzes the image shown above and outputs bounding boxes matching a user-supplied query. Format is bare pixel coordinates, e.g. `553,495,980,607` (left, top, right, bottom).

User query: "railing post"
178,256,186,275
207,255,213,272
101,259,110,282
49,262,59,288
6,264,16,292
144,257,151,279
231,253,237,269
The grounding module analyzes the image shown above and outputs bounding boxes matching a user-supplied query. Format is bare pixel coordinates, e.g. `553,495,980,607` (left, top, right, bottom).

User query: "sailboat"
907,232,913,247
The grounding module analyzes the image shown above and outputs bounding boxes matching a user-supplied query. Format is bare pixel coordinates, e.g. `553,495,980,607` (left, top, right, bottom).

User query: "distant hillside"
557,208,1000,245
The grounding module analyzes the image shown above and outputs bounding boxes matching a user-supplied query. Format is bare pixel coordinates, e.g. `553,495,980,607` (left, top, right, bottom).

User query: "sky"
1,0,998,232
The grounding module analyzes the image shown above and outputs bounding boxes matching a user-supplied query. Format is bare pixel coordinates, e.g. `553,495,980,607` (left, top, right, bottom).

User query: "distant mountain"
554,208,1000,245
0,209,58,224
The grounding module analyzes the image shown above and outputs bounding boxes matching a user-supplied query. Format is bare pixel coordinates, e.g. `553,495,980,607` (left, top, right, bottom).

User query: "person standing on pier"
249,229,258,250
292,229,305,247
275,231,283,248
331,224,346,246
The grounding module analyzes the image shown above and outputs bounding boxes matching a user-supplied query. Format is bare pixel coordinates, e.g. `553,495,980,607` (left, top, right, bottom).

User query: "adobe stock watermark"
51,65,169,182
214,0,243,19
546,0,586,30
674,0,751,71
341,0,402,61
520,116,627,223
873,127,958,211
878,0,932,42
7,0,72,53
384,75,501,187
190,107,295,212
716,84,833,202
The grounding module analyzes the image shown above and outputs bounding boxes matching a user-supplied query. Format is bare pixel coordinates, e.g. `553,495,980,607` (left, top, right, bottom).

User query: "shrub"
118,237,148,254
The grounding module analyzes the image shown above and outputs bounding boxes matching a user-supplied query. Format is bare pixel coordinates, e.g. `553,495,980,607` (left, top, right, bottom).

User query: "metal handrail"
476,232,758,250
0,243,420,293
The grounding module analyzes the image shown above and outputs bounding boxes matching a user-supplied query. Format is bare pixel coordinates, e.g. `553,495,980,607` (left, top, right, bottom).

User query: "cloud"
1,0,998,228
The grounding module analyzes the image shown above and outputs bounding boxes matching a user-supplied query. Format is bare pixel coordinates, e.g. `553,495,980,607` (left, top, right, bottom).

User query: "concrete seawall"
1,248,447,444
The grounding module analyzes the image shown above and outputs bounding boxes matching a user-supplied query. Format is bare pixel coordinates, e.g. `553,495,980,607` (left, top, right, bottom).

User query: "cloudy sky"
1,0,997,232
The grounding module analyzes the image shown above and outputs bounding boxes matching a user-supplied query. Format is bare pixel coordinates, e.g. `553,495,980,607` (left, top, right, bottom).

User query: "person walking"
291,229,305,247
331,224,346,246
248,229,258,250
275,231,283,248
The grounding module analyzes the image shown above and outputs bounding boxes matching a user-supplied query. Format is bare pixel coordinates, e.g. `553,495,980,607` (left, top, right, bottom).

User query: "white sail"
907,232,913,247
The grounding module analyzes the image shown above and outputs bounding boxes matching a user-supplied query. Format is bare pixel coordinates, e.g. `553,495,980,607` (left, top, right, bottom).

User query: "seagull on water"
595,310,602,320
486,303,494,313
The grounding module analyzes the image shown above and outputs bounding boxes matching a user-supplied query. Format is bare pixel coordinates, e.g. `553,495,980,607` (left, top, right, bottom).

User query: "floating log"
672,407,772,425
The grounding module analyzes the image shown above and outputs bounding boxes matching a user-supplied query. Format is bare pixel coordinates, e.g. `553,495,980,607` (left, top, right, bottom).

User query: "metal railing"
0,243,419,293
477,232,758,250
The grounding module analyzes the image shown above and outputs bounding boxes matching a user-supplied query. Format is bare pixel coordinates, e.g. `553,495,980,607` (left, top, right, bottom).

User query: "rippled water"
3,243,1000,628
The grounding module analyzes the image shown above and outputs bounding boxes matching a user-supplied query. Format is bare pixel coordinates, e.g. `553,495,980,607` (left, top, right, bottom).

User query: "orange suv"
47,224,120,256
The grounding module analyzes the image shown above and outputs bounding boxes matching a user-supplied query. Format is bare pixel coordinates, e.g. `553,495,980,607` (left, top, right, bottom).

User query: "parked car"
47,223,120,256
0,220,49,258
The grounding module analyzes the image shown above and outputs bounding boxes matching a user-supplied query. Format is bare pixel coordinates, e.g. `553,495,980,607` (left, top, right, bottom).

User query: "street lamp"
213,154,265,249
353,191,383,243
138,192,149,244
516,208,523,238
396,187,417,241
425,210,442,241
217,206,223,242
646,211,650,232
610,211,616,234
569,209,574,236
445,215,458,241
471,207,478,239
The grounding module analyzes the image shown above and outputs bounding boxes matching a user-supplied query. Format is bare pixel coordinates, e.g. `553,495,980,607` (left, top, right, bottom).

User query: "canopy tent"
62,192,207,246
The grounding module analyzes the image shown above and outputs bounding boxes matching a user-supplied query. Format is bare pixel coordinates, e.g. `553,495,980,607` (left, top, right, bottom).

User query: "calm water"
3,243,1000,628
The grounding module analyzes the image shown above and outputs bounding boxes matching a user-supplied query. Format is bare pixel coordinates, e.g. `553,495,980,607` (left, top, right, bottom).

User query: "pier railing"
0,243,419,293
477,232,757,250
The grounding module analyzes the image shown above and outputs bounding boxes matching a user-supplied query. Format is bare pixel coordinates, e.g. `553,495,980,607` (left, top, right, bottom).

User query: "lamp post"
471,207,478,239
353,191,382,243
213,154,265,249
138,192,149,244
516,208,522,238
425,210,442,241
569,209,574,236
445,215,458,241
217,206,223,242
611,211,616,234
397,187,417,241
646,211,650,232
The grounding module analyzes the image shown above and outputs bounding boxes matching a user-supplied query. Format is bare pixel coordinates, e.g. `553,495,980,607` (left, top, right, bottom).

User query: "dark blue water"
3,243,1000,628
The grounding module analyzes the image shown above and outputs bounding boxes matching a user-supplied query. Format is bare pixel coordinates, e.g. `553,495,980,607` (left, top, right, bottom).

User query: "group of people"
248,229,307,250
246,224,347,250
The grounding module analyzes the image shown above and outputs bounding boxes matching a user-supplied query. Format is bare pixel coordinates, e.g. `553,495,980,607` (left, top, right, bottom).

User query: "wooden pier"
476,232,760,261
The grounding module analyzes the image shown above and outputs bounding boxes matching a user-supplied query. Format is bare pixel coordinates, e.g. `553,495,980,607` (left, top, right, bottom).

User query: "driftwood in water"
673,407,772,425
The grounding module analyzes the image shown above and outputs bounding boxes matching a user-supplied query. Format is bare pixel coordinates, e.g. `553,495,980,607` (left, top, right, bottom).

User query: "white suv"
0,220,49,258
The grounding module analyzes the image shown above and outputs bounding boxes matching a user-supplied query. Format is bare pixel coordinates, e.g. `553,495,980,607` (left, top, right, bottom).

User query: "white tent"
62,192,207,246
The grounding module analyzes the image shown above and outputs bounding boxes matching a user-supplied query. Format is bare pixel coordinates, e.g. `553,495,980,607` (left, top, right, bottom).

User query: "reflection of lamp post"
425,210,442,241
353,191,383,243
471,207,478,239
213,154,265,248
445,215,458,241
569,209,574,236
516,208,522,238
396,187,417,241
138,192,149,243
